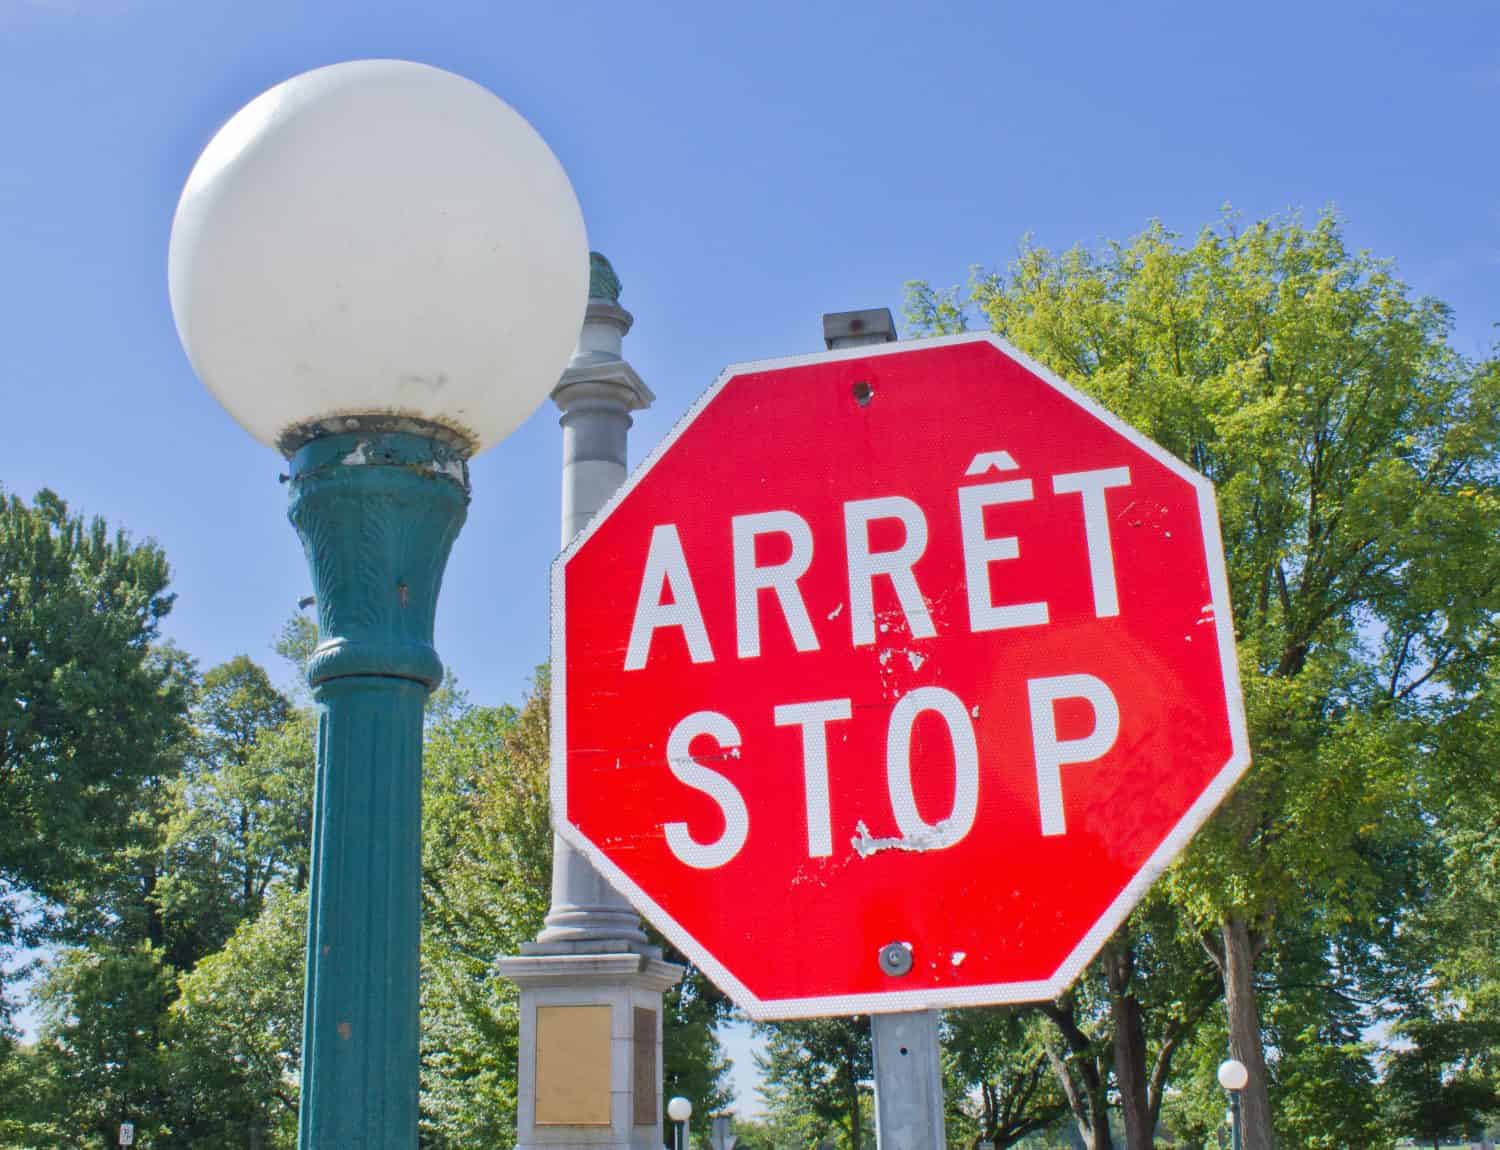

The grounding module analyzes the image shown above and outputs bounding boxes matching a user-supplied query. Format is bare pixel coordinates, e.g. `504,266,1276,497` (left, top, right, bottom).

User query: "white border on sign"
549,331,1252,1021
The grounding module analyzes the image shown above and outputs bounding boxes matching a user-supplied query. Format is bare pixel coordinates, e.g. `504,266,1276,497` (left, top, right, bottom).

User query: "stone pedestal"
498,950,682,1149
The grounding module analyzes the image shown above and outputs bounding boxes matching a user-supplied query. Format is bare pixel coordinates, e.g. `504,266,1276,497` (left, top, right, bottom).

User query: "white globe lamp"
169,57,587,455
1217,1058,1249,1091
668,1096,693,1150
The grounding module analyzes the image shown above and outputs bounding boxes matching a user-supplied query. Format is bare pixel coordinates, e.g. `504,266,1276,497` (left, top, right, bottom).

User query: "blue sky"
2,0,1496,1116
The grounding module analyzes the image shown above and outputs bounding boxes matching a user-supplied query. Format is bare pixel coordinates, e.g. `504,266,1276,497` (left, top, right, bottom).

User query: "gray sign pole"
710,1113,739,1150
822,308,948,1150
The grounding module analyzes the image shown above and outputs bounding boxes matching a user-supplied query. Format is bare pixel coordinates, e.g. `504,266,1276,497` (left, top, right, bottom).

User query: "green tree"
160,658,308,966
13,649,309,1149
659,953,734,1145
272,614,317,699
418,670,734,1145
1412,668,1500,1045
756,1017,872,1150
726,1112,812,1149
943,1007,1066,1148
194,658,291,783
0,489,184,999
419,696,533,1146
27,943,176,1148
49,640,196,957
1258,920,1389,1149
1383,1018,1500,1150
986,896,1218,1149
908,210,1500,1149
168,884,306,1150
0,1038,64,1147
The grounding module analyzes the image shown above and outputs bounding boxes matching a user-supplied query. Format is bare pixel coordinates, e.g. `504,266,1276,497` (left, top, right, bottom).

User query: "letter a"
623,524,714,671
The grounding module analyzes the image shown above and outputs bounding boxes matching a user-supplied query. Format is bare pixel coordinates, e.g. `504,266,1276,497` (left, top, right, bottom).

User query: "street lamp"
168,59,588,1148
667,1096,692,1150
1218,1057,1249,1150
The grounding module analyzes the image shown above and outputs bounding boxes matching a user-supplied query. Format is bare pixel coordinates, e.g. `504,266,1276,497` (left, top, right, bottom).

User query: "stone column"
499,254,684,1150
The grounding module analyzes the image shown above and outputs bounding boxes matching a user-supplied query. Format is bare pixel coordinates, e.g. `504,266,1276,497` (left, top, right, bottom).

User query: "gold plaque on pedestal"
535,1004,612,1125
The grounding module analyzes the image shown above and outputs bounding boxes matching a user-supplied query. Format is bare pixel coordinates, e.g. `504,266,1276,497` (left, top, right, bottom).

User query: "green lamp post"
167,60,590,1148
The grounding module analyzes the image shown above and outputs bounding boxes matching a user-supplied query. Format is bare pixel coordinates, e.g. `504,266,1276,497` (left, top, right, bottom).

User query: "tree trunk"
1088,1084,1113,1150
846,1045,862,1150
1106,942,1152,1149
1111,992,1151,1147
241,808,253,909
1040,996,1114,1150
1041,1006,1113,1150
1146,1024,1182,1134
1222,915,1274,1150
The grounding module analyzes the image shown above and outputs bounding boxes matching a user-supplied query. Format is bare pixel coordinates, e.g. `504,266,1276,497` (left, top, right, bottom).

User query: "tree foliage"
660,952,735,1143
419,693,535,1146
169,885,306,1149
0,490,184,983
160,658,306,965
907,209,1500,1147
756,1017,872,1150
942,1007,1066,1147
1,644,739,1149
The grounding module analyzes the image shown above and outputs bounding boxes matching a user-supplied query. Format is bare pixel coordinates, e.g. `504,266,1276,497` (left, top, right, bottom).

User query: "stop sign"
552,334,1248,1019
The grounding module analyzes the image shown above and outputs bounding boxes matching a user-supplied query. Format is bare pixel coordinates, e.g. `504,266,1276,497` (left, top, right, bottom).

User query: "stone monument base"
498,946,682,1150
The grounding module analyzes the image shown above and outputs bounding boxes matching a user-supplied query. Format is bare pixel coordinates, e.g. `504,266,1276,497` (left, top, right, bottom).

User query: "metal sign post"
870,1005,946,1149
821,311,949,1150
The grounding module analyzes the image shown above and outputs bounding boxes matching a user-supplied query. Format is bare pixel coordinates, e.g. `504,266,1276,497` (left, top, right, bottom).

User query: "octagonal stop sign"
552,334,1248,1019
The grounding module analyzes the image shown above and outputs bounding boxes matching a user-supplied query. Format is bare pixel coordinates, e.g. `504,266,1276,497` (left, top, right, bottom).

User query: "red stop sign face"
553,335,1248,1019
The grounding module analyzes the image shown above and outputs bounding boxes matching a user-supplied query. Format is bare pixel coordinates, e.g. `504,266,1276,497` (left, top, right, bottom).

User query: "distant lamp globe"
168,57,588,454
667,1097,693,1123
1217,1058,1249,1092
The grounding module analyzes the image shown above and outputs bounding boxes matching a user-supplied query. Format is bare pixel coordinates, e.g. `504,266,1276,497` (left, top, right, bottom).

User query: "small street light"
1218,1057,1249,1150
667,1096,693,1150
168,58,588,1148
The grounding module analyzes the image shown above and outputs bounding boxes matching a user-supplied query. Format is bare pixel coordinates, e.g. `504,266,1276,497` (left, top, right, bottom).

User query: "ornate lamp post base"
288,428,469,1149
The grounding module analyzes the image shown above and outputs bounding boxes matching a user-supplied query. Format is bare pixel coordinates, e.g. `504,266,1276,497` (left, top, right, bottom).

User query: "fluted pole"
538,254,653,947
288,427,469,1149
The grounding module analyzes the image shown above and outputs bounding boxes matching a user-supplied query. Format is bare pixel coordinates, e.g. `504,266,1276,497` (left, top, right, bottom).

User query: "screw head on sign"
878,942,913,977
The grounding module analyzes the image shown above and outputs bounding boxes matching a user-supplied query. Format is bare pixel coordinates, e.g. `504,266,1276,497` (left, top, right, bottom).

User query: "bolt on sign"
552,334,1249,1019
